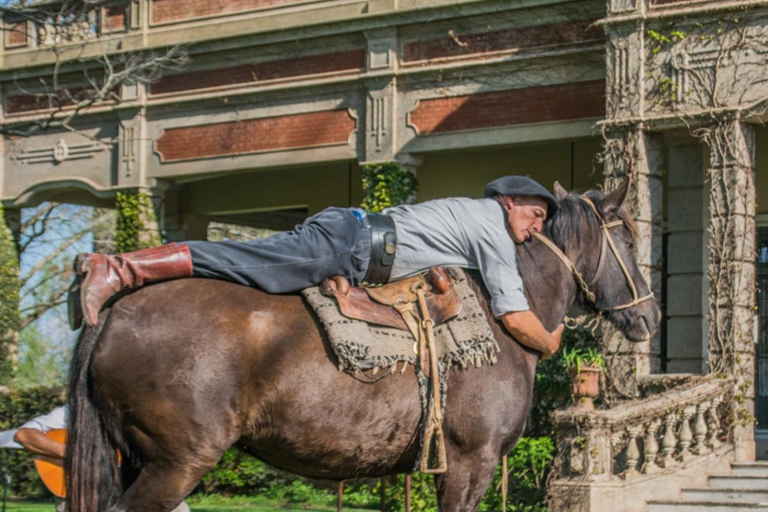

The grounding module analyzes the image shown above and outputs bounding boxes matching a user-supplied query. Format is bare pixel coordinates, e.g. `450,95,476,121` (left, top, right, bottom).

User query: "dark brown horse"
66,181,660,512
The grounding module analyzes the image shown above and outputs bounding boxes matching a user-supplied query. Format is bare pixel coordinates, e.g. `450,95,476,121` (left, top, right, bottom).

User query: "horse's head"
546,179,661,342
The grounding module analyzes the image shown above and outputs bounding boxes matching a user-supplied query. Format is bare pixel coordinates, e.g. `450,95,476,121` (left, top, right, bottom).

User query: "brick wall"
151,0,305,24
154,109,356,161
102,6,127,33
409,81,605,134
5,87,93,115
5,22,28,48
402,20,603,63
150,49,365,95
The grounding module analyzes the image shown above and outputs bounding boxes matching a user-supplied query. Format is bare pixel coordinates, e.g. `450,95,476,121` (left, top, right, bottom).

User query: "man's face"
503,196,548,243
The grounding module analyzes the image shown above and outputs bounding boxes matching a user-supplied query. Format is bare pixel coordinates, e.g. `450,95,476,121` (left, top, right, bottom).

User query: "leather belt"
362,213,397,286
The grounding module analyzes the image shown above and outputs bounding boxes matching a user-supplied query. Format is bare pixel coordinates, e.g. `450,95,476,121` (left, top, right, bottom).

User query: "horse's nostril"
642,315,653,339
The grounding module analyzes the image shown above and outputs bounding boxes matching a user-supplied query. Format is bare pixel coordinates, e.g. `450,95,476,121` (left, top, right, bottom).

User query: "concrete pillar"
665,140,708,373
706,119,756,462
139,182,166,247
603,128,664,396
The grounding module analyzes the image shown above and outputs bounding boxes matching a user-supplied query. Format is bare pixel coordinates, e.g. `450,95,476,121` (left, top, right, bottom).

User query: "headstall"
532,196,654,312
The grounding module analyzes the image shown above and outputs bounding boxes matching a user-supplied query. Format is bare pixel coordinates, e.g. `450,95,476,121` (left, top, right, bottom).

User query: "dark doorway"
755,226,768,428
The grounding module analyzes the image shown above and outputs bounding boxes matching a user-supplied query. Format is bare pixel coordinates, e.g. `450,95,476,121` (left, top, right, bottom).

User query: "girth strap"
415,282,448,474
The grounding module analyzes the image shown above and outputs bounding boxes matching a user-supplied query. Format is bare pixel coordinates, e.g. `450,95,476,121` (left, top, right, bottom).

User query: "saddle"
320,267,462,474
319,267,463,336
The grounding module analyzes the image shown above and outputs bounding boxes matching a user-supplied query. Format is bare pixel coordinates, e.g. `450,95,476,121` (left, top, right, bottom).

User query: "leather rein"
532,197,654,312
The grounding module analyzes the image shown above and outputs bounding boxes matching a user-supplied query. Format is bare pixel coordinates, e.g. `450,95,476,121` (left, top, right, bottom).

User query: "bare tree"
0,0,188,139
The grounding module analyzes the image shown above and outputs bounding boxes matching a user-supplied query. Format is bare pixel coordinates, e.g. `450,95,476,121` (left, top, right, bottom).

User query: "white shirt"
0,405,68,450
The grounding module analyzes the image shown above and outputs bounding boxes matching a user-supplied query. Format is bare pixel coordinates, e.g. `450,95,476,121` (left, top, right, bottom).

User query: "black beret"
483,176,559,218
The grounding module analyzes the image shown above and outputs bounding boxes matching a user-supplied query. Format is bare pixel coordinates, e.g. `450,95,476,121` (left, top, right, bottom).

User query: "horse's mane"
543,190,638,251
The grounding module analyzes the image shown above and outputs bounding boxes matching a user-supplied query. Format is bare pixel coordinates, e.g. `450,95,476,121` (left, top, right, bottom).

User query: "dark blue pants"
185,207,371,293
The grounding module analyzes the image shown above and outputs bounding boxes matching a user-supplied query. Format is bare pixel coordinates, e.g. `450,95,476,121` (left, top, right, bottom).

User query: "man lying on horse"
73,176,564,360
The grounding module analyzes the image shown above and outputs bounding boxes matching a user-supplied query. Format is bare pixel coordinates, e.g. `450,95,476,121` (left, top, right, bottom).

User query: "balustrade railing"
552,376,733,482
3,1,133,51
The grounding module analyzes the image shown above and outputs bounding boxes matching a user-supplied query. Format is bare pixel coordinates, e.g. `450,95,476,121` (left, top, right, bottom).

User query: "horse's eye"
626,241,635,251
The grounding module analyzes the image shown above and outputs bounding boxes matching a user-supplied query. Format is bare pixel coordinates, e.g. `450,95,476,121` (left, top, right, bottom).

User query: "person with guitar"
1,406,191,512
0,406,68,512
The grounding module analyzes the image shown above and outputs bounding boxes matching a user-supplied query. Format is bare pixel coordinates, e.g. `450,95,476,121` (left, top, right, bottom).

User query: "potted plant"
561,347,605,411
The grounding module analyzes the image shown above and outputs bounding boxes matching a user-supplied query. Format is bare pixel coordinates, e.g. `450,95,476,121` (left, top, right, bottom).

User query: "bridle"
532,196,654,312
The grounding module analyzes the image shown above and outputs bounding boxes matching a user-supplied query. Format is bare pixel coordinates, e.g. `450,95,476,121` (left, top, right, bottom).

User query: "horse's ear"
553,181,568,201
604,177,631,211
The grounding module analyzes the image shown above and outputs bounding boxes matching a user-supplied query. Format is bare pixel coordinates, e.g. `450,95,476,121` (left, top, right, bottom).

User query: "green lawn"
0,498,374,512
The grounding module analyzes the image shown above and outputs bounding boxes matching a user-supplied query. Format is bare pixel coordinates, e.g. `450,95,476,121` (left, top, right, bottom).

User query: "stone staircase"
647,462,768,511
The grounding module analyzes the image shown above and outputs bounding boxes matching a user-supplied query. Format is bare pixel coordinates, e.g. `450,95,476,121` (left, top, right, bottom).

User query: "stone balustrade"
551,376,733,483
36,13,99,46
3,2,131,51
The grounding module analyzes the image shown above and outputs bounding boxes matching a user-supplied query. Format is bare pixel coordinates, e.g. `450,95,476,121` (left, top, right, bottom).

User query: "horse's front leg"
435,446,499,512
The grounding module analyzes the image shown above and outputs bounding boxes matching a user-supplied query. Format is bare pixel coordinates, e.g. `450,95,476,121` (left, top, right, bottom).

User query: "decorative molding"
365,28,398,72
11,139,105,165
364,78,396,161
670,46,719,104
121,127,137,177
613,40,631,91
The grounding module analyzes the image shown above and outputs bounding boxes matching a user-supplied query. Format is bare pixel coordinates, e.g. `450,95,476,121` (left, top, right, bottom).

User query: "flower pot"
569,366,602,411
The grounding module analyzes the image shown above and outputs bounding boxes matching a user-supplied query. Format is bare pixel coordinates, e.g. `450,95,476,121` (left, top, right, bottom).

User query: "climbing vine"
361,162,417,213
0,206,20,386
115,192,161,254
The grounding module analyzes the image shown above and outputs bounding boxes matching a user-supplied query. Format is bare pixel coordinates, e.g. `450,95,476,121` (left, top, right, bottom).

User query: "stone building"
2,0,768,509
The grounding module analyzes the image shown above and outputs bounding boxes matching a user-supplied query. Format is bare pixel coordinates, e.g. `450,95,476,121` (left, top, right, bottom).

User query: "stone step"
647,500,768,512
682,488,768,504
732,462,768,477
710,476,768,490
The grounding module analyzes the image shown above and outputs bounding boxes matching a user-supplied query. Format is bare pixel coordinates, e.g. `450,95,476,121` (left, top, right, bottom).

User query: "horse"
65,179,660,512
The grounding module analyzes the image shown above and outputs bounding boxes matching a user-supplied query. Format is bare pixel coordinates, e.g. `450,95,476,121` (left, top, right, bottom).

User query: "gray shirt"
385,198,529,318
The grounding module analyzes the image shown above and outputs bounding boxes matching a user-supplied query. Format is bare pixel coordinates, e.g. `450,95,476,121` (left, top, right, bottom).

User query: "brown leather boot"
76,243,193,327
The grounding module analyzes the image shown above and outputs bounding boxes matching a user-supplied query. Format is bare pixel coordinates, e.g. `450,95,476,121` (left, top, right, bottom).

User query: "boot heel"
74,253,91,274
68,272,83,330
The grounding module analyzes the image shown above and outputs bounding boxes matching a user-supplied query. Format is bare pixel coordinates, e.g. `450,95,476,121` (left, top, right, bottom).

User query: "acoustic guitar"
32,429,66,498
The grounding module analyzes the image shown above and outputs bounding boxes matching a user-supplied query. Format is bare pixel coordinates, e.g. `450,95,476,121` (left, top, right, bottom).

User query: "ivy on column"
115,192,162,254
0,206,20,386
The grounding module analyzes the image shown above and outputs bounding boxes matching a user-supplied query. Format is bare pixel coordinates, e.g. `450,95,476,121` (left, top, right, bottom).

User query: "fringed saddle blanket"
303,268,499,473
302,268,499,375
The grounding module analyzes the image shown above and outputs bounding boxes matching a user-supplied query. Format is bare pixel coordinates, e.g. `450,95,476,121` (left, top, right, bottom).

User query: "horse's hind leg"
435,447,499,512
108,459,218,512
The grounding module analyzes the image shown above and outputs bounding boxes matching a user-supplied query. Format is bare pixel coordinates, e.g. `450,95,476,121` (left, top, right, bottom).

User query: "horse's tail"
66,315,125,512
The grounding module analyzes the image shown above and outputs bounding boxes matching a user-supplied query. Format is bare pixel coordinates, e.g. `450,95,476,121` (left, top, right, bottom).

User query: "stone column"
706,119,756,462
602,127,664,397
665,139,708,373
139,182,166,248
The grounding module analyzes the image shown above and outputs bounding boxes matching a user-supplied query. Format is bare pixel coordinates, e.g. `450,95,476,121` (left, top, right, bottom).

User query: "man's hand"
545,324,565,360
501,310,564,360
